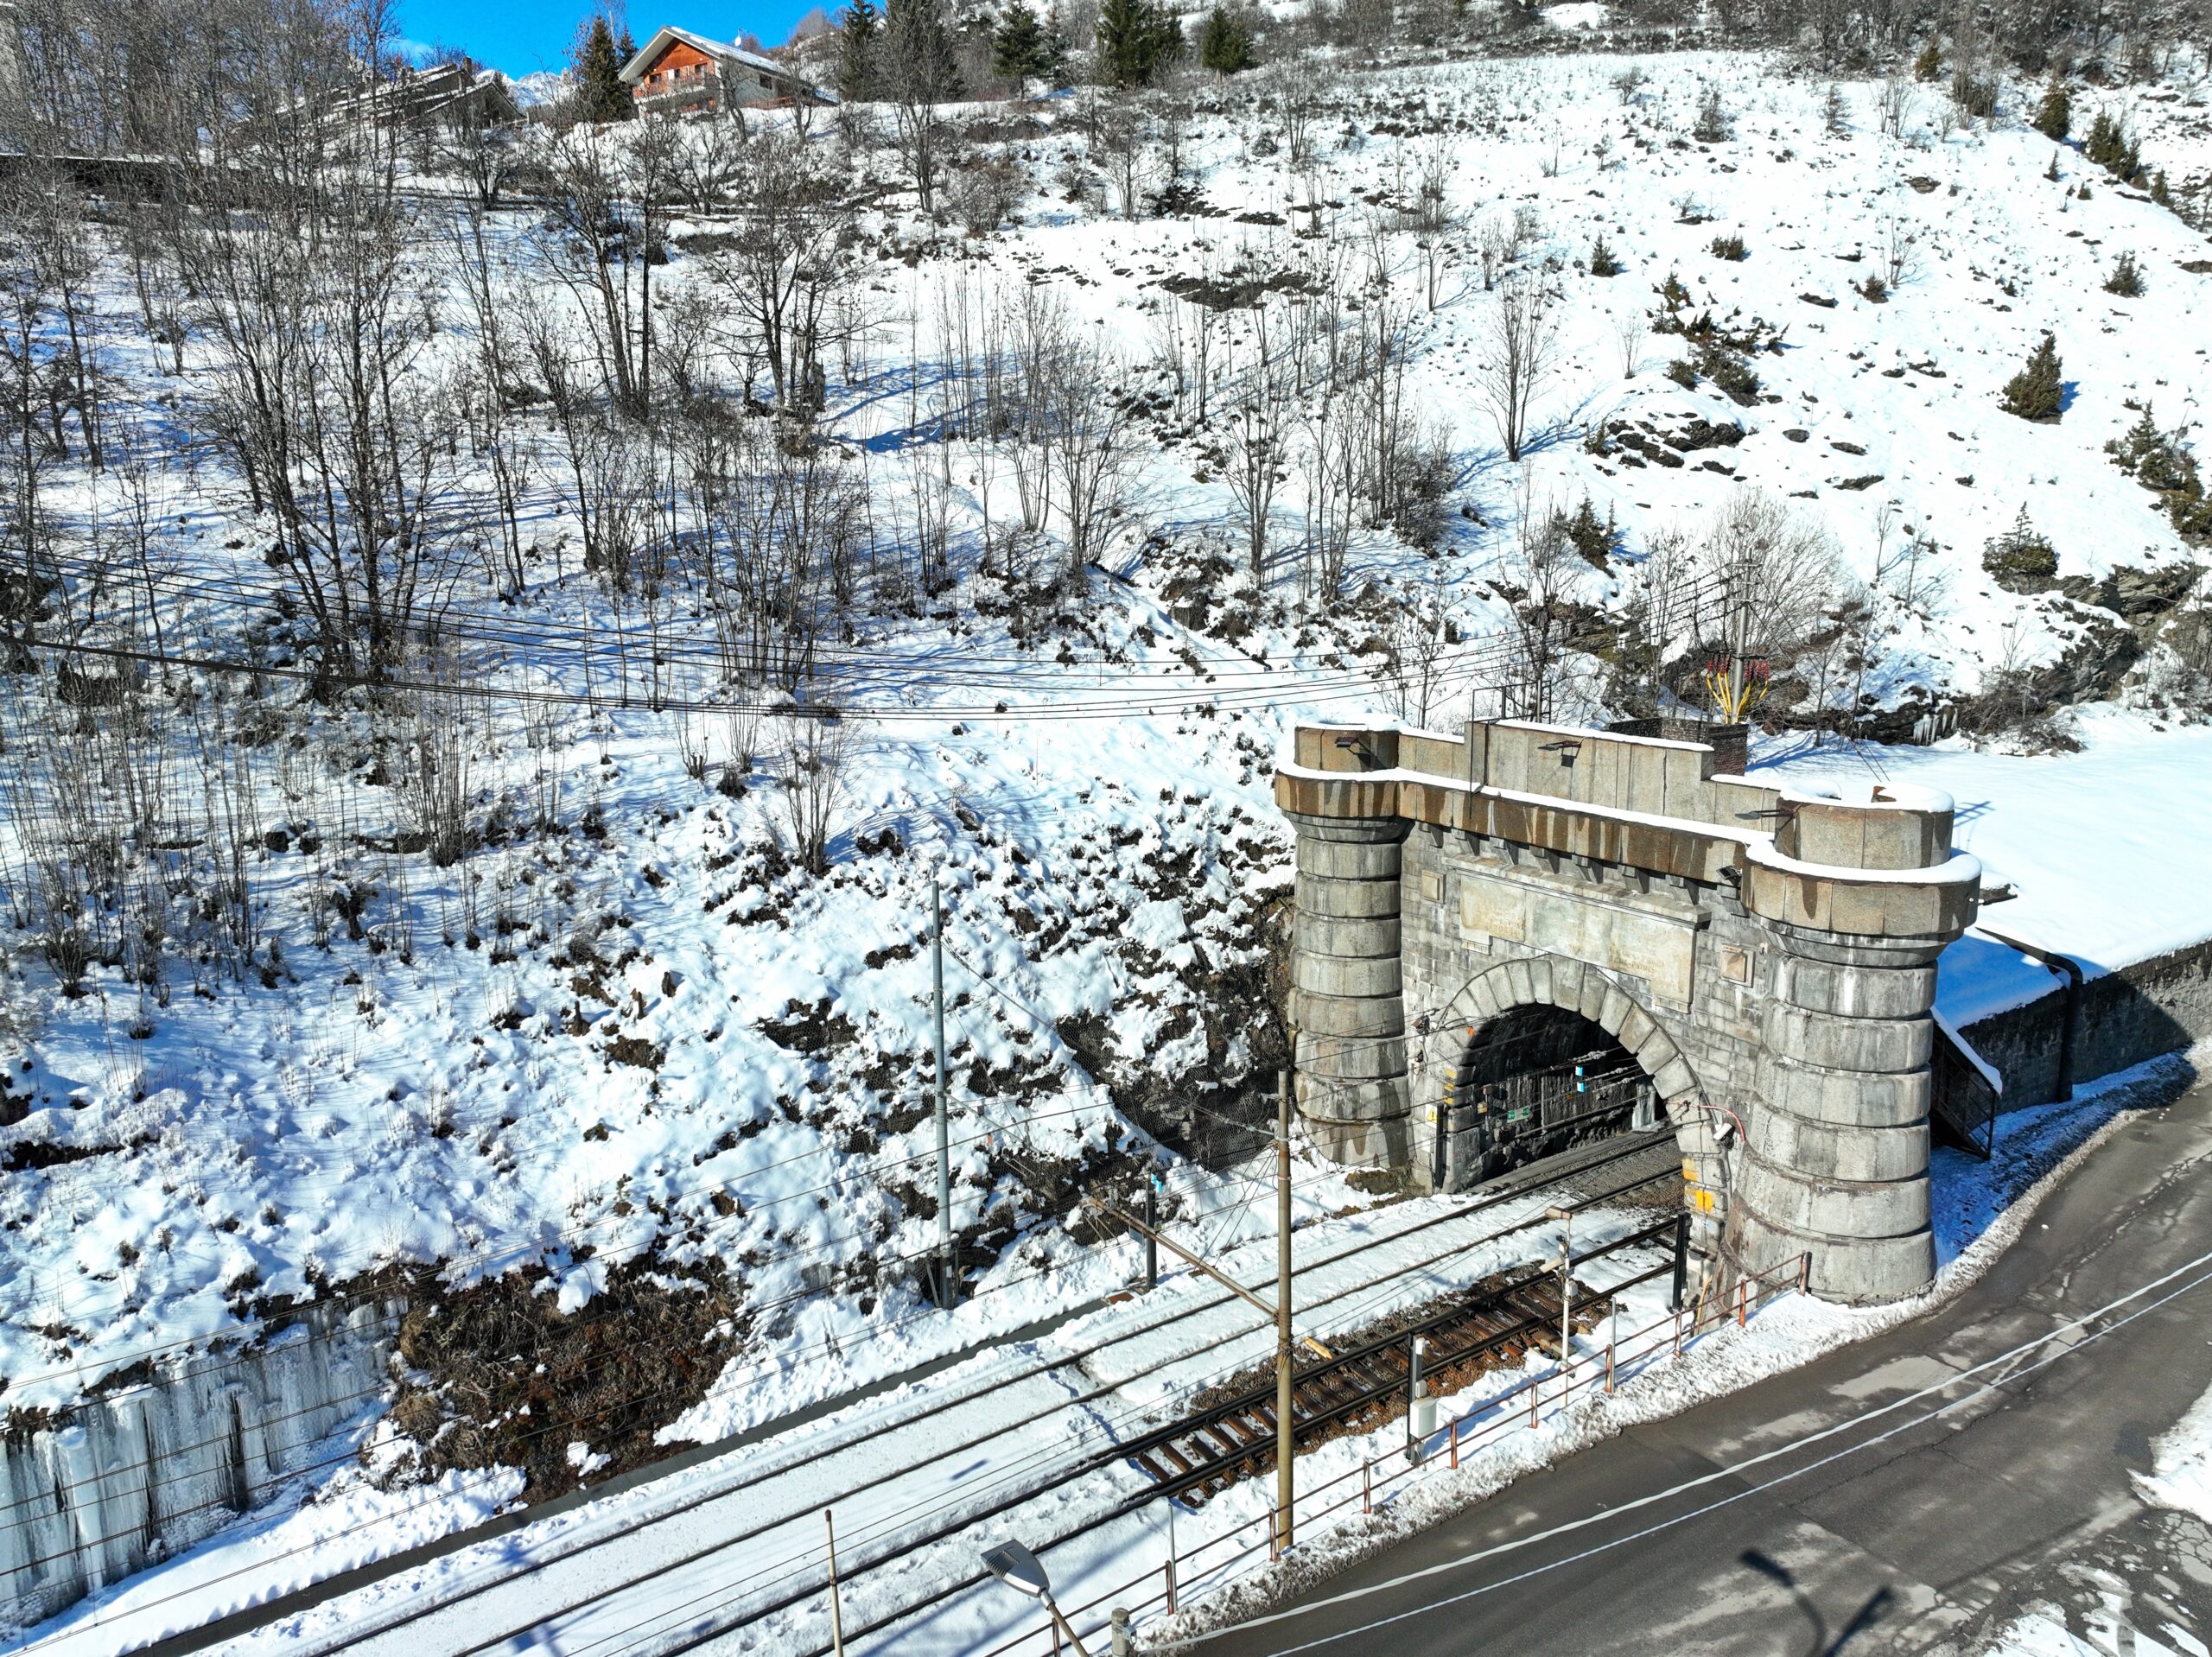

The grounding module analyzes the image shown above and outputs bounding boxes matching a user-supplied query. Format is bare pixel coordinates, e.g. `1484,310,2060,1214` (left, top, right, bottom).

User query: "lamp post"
982,1540,1092,1657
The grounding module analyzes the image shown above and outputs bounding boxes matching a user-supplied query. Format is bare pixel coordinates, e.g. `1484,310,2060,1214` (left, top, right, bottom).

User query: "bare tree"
176,153,464,686
706,129,861,416
1495,485,1588,723
1010,294,1139,581
1402,142,1464,310
398,664,475,867
1878,74,1914,139
1096,105,1150,221
775,714,853,875
1690,488,1845,718
1479,276,1560,463
879,0,963,215
1212,305,1297,581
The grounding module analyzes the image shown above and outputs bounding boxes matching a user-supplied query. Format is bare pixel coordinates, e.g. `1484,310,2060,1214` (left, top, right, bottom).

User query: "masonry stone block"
1300,913,1404,958
1550,958,1588,1008
1617,1002,1658,1057
1295,873,1402,919
1764,1003,1934,1074
1651,1054,1698,1101
1735,1154,1931,1241
1577,973,1611,1023
1758,1055,1931,1127
1597,982,1632,1036
1294,955,1402,1002
1777,956,1939,1019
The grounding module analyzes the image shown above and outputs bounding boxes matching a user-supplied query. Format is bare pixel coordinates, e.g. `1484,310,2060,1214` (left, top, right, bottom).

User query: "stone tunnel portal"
1439,1004,1656,1190
1274,717,1983,1307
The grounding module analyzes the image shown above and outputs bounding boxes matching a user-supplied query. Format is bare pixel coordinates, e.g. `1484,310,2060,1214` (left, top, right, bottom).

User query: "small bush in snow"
2104,251,2145,297
1982,506,2058,591
1562,497,1615,569
1913,41,1942,81
1999,332,2064,423
2107,407,2212,540
2033,79,2070,141
1589,234,1622,276
1950,64,1998,121
2084,109,2142,183
1693,86,1732,143
1709,233,1747,261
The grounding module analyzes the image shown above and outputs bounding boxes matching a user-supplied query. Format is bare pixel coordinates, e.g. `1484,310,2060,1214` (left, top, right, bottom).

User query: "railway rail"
1126,1215,1681,1505
170,1133,1681,1657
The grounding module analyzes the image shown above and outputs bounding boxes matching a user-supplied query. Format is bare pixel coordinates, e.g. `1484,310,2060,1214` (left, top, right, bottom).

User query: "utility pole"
1078,1068,1325,1565
1275,1069,1294,1558
824,1510,845,1657
1143,1176,1159,1291
933,871,953,1311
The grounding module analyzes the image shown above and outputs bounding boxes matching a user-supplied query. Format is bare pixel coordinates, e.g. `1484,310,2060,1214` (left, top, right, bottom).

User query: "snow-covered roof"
619,25,798,85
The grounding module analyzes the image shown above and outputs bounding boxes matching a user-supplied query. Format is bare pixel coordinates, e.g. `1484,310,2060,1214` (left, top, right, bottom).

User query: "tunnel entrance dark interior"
1440,1003,1656,1187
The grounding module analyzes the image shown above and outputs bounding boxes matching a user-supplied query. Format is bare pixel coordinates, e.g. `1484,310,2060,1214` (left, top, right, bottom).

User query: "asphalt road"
1198,1076,2212,1657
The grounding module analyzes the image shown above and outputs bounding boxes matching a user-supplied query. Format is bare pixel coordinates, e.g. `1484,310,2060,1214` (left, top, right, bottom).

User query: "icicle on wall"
0,1297,404,1631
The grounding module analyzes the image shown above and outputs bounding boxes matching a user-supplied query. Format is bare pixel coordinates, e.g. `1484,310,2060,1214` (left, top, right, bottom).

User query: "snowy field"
10,22,2212,1646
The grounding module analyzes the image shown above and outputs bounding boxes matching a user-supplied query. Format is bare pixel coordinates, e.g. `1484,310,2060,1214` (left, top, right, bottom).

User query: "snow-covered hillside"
6,28,2212,1558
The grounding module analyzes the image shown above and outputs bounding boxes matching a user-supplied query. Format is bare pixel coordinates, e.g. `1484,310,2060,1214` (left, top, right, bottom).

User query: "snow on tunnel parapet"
1274,719,1980,1306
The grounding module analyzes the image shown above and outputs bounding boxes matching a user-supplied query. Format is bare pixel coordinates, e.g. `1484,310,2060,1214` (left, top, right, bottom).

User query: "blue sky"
397,1,820,77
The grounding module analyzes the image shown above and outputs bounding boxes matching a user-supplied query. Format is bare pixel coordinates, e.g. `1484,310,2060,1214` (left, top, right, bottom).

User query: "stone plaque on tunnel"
1457,868,1696,1005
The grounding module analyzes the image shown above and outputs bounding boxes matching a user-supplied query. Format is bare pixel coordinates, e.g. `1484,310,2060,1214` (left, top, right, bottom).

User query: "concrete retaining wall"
0,1298,401,1631
1961,938,2212,1112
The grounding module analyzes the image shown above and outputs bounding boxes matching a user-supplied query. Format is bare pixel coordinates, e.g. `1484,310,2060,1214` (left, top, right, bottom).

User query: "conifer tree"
2033,79,2069,141
839,0,880,98
1096,0,1181,88
1999,332,2063,423
1198,5,1254,75
572,14,632,123
993,2,1063,85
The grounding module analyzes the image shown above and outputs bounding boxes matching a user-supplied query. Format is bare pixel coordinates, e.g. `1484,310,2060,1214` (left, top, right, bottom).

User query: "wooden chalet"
619,26,823,115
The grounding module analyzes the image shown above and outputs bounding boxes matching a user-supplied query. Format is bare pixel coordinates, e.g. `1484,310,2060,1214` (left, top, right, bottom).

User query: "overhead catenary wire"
13,1149,1670,1657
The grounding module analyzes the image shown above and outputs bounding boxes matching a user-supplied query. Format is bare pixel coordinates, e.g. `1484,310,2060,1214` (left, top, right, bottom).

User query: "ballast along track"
260,1133,1678,1657
693,1189,1687,1657
1125,1214,1680,1505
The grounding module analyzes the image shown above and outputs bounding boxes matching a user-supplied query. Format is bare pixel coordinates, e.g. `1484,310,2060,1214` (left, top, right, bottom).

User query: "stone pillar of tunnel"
1286,809,1412,1169
1735,928,1946,1304
1730,790,1973,1307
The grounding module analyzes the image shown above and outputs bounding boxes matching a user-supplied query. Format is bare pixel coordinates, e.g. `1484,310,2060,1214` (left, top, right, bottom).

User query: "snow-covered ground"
11,29,2212,1645
10,1051,2191,1657
1769,714,2212,1025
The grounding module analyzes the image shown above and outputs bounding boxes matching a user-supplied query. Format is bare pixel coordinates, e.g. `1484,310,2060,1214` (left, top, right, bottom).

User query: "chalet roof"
618,26,798,85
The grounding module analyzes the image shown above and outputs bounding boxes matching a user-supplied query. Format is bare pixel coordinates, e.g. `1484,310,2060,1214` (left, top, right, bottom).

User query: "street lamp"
982,1540,1092,1657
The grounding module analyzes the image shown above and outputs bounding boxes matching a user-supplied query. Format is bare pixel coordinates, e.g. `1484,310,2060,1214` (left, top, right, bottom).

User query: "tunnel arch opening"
1440,1003,1656,1187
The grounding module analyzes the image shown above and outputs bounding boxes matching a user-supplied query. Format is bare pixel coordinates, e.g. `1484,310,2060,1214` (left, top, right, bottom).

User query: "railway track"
1126,1215,1680,1505
239,1133,1680,1657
